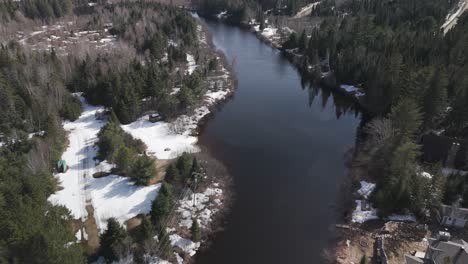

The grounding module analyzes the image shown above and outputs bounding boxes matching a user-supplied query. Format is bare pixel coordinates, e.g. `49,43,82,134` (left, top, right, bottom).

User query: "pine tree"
130,154,156,185
100,218,127,263
114,146,134,175
165,163,180,183
389,99,422,142
150,182,173,226
191,218,201,241
176,152,193,180
136,217,154,242
422,69,448,129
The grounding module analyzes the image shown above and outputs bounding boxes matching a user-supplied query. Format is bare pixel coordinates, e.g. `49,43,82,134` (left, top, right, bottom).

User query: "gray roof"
440,205,468,219
426,238,468,264
405,254,424,264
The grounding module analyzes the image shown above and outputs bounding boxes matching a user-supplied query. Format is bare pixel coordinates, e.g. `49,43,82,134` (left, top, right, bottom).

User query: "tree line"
284,0,468,217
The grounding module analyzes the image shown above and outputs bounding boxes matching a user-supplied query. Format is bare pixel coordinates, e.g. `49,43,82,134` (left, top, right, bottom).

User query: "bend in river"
196,20,360,264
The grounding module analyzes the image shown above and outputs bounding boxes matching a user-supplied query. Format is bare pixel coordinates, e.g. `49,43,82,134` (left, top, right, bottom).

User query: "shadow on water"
196,20,361,264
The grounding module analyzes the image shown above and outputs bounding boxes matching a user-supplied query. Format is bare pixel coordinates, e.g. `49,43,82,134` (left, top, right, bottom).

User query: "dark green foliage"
360,255,367,264
373,142,420,215
165,163,181,184
150,181,174,226
191,218,201,241
130,154,156,186
96,122,145,164
176,152,194,180
443,173,467,205
99,218,127,263
60,95,82,121
135,217,154,243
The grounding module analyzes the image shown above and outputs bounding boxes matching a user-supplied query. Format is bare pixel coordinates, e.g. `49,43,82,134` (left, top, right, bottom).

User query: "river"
196,20,361,264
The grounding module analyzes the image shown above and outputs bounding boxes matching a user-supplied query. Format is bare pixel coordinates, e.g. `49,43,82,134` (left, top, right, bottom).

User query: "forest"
280,0,468,217
0,0,219,262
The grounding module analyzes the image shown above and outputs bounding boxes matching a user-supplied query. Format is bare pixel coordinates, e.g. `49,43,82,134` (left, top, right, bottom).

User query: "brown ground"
149,159,172,185
335,221,430,264
83,204,100,254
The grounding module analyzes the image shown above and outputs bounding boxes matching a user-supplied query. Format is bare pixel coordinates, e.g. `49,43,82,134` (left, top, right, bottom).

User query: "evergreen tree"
165,163,180,183
177,152,193,180
191,218,201,241
389,99,422,142
150,181,174,226
114,146,134,175
130,154,156,185
100,218,127,263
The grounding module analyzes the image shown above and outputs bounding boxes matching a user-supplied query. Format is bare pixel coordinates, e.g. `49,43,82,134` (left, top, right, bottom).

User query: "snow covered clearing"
357,181,376,199
294,2,321,18
121,118,199,160
48,95,108,220
122,67,231,160
90,176,161,231
418,171,433,179
441,0,468,34
186,54,198,75
49,95,163,232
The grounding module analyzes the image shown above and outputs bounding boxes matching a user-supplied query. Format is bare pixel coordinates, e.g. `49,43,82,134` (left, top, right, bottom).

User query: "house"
437,205,468,228
57,160,68,173
149,113,163,123
405,233,468,264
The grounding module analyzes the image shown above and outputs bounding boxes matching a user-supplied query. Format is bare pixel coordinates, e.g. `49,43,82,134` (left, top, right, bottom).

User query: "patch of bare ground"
83,204,100,254
334,221,430,264
149,159,172,185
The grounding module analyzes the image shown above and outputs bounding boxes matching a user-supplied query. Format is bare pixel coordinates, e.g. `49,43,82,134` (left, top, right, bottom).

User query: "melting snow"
90,176,161,231
49,95,162,232
352,200,378,223
177,187,223,229
186,54,197,75
294,2,322,18
357,181,376,199
169,234,200,256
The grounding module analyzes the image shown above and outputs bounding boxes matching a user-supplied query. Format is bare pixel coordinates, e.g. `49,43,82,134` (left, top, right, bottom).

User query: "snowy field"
49,95,162,232
122,67,231,160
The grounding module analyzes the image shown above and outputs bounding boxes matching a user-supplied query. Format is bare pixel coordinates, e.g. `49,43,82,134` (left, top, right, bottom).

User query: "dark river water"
196,20,361,264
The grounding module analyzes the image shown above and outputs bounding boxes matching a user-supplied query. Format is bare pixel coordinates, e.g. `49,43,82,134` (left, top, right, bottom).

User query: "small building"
405,235,468,264
149,113,163,123
57,160,68,173
437,205,468,228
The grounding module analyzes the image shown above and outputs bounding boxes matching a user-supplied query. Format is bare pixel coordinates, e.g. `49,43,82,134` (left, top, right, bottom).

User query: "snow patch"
352,200,378,223
294,2,321,18
169,234,200,256
90,176,161,232
186,54,198,75
357,181,376,199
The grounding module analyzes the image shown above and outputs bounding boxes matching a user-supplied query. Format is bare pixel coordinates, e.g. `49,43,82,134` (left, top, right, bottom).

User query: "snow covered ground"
176,186,223,229
90,176,161,231
441,0,468,34
293,2,322,18
48,95,163,232
352,180,416,223
357,181,376,199
186,54,198,75
352,200,378,223
122,67,231,160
